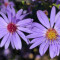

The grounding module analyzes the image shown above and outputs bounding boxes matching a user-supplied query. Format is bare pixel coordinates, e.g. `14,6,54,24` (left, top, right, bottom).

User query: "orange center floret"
4,2,8,7
7,23,17,33
46,28,58,40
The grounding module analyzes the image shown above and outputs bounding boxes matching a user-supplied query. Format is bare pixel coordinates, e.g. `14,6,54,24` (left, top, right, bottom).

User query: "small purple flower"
0,0,14,14
27,6,60,58
32,0,36,1
0,7,33,50
56,0,60,4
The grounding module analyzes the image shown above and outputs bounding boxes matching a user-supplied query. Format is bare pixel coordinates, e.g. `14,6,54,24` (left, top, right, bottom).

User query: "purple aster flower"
0,0,14,14
27,6,60,58
0,7,33,50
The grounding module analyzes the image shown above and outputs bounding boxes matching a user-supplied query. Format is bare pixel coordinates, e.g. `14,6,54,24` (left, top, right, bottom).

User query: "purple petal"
26,32,44,39
10,34,15,49
7,5,12,13
37,10,50,28
11,16,16,24
0,33,9,47
55,11,60,22
54,12,60,29
56,29,60,35
50,6,56,27
4,0,8,2
11,38,15,49
16,9,23,19
56,44,59,56
12,7,15,17
0,17,7,28
1,6,6,14
54,15,60,29
6,11,11,22
16,18,33,26
31,22,47,33
32,22,46,30
30,37,45,49
12,32,22,50
9,2,15,7
31,27,42,33
49,44,57,58
17,30,29,44
5,34,11,49
0,28,8,39
9,7,15,17
19,14,28,20
57,44,60,56
30,37,44,44
18,27,33,33
0,12,9,23
39,41,49,56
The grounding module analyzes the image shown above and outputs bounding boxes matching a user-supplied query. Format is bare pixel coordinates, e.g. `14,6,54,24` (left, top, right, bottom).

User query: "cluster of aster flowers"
0,0,60,59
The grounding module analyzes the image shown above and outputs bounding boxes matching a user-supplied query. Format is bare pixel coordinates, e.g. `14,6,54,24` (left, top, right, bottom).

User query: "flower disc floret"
46,28,58,40
7,23,17,33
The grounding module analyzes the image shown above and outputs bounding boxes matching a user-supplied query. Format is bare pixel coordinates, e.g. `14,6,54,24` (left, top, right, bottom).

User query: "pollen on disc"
46,28,58,40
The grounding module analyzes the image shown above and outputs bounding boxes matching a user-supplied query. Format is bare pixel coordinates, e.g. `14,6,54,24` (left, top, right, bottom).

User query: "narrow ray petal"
0,33,9,47
16,18,33,26
54,16,60,29
18,27,33,33
5,34,11,49
16,9,23,19
0,12,9,23
50,6,56,27
6,11,11,22
30,37,45,49
30,37,43,44
19,14,28,20
26,32,44,39
37,10,50,28
17,30,29,44
55,11,60,22
49,44,57,58
0,28,8,39
11,7,15,17
12,33,22,50
31,22,47,30
39,41,49,56
0,17,8,26
11,38,15,49
4,0,8,2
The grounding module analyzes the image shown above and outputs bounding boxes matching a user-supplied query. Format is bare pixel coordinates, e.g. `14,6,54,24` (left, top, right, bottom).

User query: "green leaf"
53,3,60,9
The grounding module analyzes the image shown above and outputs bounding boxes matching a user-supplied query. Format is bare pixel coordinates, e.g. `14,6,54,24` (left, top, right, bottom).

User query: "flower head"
0,0,14,14
27,6,60,58
0,7,33,50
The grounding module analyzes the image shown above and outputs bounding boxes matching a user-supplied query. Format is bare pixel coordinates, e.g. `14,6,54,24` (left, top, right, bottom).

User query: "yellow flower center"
46,28,58,40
